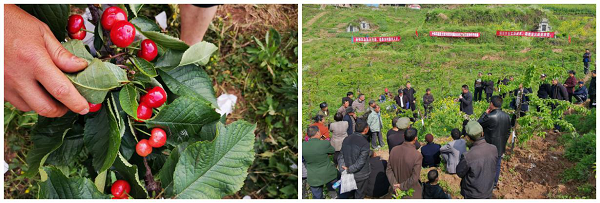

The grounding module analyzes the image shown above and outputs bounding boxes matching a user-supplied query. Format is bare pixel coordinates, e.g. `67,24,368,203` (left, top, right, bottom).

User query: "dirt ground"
376,130,592,199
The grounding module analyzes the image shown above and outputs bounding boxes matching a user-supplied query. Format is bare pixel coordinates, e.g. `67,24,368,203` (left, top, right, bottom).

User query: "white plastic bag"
340,170,357,194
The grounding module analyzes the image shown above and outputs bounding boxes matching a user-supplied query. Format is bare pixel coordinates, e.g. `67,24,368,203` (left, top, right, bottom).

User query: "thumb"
43,30,88,73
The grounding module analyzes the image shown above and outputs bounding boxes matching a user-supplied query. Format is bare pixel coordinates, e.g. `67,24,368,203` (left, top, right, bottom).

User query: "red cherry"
67,15,85,34
69,30,86,40
110,180,131,199
110,21,136,48
136,139,152,157
138,39,158,61
88,102,102,112
148,128,167,148
136,103,152,121
101,6,127,30
141,87,167,108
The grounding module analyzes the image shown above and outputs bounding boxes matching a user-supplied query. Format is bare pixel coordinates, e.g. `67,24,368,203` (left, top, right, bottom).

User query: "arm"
439,144,453,153
347,146,369,173
400,155,423,191
386,160,399,187
337,152,346,171
327,143,335,154
456,155,469,178
478,113,492,128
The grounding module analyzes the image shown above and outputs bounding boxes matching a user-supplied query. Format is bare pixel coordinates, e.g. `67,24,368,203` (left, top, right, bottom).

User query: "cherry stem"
135,127,151,136
110,45,140,50
136,86,148,94
142,157,161,196
100,52,127,61
83,29,94,33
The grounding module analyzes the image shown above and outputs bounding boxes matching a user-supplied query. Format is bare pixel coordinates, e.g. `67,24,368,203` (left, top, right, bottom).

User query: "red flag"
415,28,418,37
568,35,571,44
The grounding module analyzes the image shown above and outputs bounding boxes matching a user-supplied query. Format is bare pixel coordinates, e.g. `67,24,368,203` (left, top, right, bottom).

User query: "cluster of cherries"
111,180,130,199
135,86,168,157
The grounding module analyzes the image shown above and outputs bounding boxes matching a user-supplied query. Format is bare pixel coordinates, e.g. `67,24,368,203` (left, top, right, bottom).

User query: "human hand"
342,166,348,170
4,5,90,117
458,95,463,99
393,184,400,189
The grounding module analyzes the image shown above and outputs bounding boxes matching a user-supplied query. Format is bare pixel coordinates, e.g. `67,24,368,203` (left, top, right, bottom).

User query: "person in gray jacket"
367,104,384,149
329,112,349,165
338,119,371,199
440,128,467,174
457,121,498,199
352,94,367,114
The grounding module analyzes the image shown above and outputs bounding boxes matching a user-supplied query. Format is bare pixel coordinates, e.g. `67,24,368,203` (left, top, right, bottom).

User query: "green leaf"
178,41,218,66
66,59,122,104
113,153,149,199
62,40,94,63
159,65,218,107
104,62,129,83
119,84,139,120
39,167,110,199
145,96,221,144
173,121,256,199
155,49,184,71
24,112,78,177
140,31,189,51
45,124,85,166
131,57,158,77
93,23,104,52
84,99,122,172
19,5,69,40
130,16,160,32
128,4,144,17
159,143,187,198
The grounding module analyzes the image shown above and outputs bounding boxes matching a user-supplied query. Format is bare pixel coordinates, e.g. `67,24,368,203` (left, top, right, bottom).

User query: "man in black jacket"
477,96,510,187
474,72,484,102
423,88,434,118
537,74,551,99
589,70,596,108
394,90,409,112
456,85,473,115
551,79,569,101
484,73,495,102
387,117,421,153
457,121,498,199
403,82,417,111
364,151,390,198
343,107,357,137
338,118,371,199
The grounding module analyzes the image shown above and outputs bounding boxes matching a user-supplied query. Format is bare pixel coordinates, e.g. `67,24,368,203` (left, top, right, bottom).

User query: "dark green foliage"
565,108,596,134
562,132,596,182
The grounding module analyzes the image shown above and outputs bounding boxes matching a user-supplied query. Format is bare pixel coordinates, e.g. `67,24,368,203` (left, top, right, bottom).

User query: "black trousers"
568,92,574,103
339,178,368,199
584,62,590,75
590,94,596,108
485,93,493,102
474,87,483,101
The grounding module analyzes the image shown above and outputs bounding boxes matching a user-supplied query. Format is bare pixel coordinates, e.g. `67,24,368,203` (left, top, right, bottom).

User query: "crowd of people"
302,62,596,199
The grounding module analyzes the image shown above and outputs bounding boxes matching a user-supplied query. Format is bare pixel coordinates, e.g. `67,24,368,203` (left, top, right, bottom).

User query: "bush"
565,109,596,134
562,132,596,182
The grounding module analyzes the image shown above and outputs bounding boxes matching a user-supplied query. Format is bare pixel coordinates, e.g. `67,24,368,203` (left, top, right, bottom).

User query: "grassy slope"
302,4,596,140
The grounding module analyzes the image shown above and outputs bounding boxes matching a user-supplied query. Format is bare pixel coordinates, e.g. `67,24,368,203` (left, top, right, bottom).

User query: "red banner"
352,36,401,42
496,30,555,38
429,31,480,38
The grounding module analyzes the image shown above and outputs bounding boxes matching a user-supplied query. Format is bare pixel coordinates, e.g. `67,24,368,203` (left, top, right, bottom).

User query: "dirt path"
304,11,327,29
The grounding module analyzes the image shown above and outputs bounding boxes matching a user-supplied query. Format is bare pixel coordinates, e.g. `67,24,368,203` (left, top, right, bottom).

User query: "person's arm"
327,143,335,154
4,4,91,117
439,144,452,153
400,155,422,191
478,112,492,128
456,155,469,178
347,147,369,173
386,160,399,188
180,4,218,45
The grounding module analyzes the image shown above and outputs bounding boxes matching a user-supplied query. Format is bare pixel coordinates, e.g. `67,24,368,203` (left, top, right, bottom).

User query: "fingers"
5,89,32,112
33,56,90,115
18,81,68,117
42,29,88,73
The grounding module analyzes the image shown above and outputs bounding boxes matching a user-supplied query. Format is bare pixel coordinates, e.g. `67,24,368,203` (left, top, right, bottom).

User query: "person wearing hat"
537,74,551,99
474,72,484,102
583,49,592,75
317,102,329,119
589,70,596,108
477,96,510,187
386,128,423,199
352,94,367,114
302,125,338,199
564,70,578,103
573,81,588,104
329,112,348,166
403,82,417,111
338,118,371,199
367,104,384,149
337,99,350,117
423,88,435,118
421,134,441,168
456,121,498,199
386,117,421,153
343,106,357,137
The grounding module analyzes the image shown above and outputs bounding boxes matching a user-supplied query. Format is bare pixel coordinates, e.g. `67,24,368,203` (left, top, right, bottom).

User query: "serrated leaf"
131,57,158,77
173,121,256,199
104,62,129,83
113,153,148,199
62,40,94,63
19,5,69,40
24,112,78,177
130,16,160,32
178,41,218,66
140,31,189,51
39,167,110,199
159,65,218,107
66,59,122,104
84,99,122,172
155,49,184,71
45,124,85,166
119,84,139,120
159,143,187,198
128,4,143,17
145,96,220,144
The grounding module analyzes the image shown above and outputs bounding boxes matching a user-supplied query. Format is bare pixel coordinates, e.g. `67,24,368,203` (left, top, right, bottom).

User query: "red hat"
385,88,389,93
